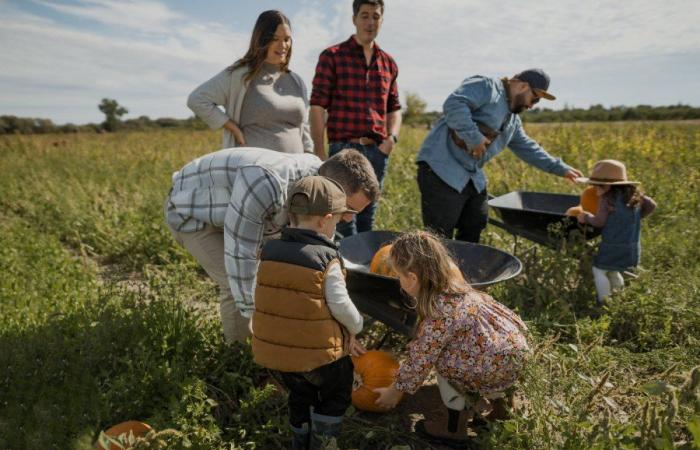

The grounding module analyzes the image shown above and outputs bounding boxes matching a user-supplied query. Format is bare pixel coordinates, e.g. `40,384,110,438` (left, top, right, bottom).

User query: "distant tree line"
1,98,207,135
0,114,208,135
521,103,700,123
402,92,700,128
2,97,700,135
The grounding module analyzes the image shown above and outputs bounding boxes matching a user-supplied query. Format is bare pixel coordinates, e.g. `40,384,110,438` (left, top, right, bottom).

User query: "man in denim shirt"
417,69,582,243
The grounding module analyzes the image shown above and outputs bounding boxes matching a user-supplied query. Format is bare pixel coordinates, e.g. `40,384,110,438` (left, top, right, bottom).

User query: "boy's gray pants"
167,223,251,344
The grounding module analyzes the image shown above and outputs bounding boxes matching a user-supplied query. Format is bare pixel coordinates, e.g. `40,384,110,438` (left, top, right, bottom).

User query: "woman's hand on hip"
224,120,246,146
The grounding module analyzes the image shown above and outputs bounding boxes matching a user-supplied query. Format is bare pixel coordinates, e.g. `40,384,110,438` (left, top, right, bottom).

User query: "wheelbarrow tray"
487,191,601,246
339,231,522,336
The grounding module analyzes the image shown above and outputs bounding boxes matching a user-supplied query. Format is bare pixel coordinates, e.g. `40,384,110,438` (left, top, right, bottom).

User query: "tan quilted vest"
251,230,346,372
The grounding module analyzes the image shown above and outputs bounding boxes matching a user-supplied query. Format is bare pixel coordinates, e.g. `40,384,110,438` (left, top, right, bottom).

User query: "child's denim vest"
594,191,642,271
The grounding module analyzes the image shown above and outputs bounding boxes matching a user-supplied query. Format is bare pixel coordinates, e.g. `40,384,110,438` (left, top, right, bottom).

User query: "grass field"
1,123,699,449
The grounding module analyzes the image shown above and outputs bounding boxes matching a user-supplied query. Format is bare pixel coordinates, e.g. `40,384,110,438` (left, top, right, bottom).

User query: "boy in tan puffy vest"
251,176,364,450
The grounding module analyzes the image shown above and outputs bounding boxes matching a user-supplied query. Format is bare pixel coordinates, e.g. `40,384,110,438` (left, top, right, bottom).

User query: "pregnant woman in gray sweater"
187,10,312,153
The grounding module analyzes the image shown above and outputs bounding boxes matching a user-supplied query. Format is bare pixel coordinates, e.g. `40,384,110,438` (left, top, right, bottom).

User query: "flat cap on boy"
288,176,357,216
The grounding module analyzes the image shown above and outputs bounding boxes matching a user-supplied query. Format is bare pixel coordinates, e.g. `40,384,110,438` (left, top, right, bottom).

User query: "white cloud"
0,0,248,122
375,0,700,109
32,0,184,34
286,0,356,87
1,0,699,123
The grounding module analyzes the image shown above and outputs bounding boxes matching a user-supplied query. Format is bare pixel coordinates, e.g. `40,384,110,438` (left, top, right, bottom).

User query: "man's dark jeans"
417,161,488,243
329,142,389,237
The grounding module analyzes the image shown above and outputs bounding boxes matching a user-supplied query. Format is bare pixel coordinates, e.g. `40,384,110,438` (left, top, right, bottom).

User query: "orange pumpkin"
351,350,402,412
95,421,152,450
369,245,397,278
580,186,599,214
565,205,584,217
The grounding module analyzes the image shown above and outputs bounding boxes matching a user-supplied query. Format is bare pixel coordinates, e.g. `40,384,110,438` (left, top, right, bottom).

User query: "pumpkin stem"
352,371,363,391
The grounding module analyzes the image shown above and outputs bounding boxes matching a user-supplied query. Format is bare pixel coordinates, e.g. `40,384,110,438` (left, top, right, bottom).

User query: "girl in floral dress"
374,231,529,444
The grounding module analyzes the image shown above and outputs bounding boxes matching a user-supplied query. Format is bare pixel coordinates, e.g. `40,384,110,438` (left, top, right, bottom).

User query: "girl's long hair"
603,184,643,209
390,231,469,322
229,10,292,82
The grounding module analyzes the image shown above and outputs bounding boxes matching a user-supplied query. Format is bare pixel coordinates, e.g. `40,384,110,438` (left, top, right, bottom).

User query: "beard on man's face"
511,92,530,114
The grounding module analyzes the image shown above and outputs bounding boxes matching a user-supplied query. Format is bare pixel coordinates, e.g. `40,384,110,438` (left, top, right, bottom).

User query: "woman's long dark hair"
229,10,292,82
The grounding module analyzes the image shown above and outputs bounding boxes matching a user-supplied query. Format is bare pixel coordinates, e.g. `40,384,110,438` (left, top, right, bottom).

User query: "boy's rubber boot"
290,422,310,450
310,411,343,450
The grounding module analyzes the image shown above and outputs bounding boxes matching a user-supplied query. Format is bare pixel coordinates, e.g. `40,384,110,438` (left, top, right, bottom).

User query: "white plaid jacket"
166,147,321,316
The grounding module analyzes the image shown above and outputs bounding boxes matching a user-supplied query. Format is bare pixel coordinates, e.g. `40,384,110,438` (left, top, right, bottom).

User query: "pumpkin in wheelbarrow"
369,244,397,277
370,244,466,283
95,420,152,449
352,350,402,412
566,186,599,216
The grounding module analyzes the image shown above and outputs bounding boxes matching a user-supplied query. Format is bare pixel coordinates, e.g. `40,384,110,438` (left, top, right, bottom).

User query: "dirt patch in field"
62,241,220,321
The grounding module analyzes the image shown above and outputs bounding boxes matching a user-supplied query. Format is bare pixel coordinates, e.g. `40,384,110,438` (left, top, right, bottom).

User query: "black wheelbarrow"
339,231,522,336
487,191,601,249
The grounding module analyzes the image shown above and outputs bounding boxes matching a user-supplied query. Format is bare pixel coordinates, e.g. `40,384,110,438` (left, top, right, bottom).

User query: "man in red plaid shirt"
310,0,402,236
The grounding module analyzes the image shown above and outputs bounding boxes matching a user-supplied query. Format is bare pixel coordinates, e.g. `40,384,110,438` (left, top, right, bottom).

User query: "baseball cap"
288,176,357,216
513,68,556,100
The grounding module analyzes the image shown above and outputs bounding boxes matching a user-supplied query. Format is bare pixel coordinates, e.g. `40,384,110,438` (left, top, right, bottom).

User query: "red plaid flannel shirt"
310,36,401,143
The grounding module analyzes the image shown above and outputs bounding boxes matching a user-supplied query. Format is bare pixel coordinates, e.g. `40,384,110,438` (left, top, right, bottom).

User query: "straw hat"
576,159,639,185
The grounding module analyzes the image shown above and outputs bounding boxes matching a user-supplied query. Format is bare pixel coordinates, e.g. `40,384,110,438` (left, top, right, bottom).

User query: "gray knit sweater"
187,64,312,152
239,63,307,154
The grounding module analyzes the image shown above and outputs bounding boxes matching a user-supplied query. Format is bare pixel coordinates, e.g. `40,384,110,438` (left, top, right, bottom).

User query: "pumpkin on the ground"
369,244,397,278
96,420,152,450
352,350,402,412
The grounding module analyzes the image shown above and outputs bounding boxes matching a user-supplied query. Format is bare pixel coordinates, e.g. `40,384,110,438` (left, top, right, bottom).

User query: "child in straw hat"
576,160,656,304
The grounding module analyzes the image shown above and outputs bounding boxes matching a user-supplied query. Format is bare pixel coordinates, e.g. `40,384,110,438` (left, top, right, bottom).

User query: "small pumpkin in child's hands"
580,186,599,214
566,186,599,216
351,350,402,412
565,205,584,217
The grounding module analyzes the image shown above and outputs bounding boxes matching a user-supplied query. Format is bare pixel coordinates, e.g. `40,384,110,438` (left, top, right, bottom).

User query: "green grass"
1,124,699,449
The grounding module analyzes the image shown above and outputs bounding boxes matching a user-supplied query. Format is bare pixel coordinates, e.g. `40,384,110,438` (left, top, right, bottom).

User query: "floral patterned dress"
394,290,529,397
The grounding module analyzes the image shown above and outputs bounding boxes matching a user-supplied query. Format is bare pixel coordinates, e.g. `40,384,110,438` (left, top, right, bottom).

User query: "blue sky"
1,0,699,124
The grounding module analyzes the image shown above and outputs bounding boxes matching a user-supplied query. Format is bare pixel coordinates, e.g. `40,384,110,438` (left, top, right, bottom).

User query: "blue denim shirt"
417,76,572,193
